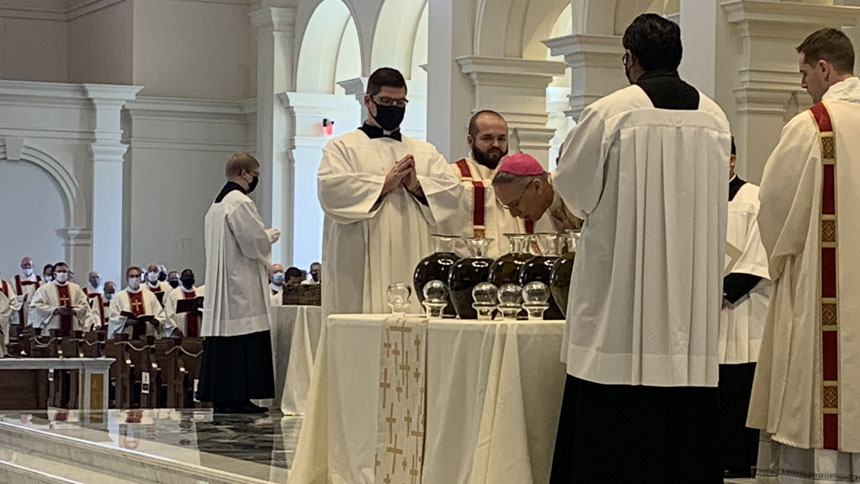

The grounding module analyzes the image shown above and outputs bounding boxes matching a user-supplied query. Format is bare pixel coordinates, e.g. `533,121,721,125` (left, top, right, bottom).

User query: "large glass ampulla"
518,233,564,320
488,234,533,287
413,235,459,317
448,237,494,319
550,229,580,317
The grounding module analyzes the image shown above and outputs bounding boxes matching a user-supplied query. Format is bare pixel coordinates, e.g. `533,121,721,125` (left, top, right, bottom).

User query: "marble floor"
0,408,301,483
0,408,758,484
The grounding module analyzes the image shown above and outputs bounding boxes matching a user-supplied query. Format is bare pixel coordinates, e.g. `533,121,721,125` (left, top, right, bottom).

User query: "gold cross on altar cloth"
388,434,403,473
380,368,390,409
386,403,397,443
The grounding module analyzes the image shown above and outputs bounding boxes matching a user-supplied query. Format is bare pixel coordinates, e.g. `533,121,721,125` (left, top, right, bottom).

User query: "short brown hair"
366,68,407,97
468,110,506,139
225,152,260,177
797,28,855,75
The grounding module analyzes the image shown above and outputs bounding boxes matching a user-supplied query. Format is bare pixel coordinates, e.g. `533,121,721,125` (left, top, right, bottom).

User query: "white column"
278,92,360,270
721,0,860,182
456,56,566,168
543,34,626,121
251,5,296,265
426,0,476,161
84,84,141,285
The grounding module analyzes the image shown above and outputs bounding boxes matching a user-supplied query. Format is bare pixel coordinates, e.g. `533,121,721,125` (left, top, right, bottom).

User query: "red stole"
128,291,145,316
183,290,199,337
811,102,839,450
455,159,486,238
14,275,41,323
56,284,72,335
0,281,8,297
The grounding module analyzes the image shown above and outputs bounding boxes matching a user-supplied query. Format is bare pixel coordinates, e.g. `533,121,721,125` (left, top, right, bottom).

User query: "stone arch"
0,140,78,228
370,0,428,79
296,0,362,94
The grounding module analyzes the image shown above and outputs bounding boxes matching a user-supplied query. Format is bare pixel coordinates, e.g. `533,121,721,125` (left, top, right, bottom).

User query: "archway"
296,0,362,94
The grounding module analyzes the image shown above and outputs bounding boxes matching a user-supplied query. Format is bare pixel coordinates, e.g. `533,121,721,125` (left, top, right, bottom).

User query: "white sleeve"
554,103,608,218
317,140,387,224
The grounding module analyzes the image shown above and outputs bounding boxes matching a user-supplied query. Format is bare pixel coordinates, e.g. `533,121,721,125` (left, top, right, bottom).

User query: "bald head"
20,257,32,269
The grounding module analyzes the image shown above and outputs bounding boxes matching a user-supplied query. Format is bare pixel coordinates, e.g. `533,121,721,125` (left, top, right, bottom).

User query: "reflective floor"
0,408,301,483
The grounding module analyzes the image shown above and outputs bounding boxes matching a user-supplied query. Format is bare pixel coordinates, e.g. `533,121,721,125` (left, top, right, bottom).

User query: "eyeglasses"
499,181,535,211
373,96,409,108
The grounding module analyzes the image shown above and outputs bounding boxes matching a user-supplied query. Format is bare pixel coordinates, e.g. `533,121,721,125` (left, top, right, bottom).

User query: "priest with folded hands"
28,262,89,334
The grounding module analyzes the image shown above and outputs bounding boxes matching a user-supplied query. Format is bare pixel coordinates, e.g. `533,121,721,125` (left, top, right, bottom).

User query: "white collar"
181,286,197,294
127,287,142,294
270,283,283,292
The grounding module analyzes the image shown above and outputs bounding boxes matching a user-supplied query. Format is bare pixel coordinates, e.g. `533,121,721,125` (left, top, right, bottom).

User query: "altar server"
550,14,730,483
718,139,771,478
748,28,860,482
28,262,89,333
317,67,461,319
199,152,279,414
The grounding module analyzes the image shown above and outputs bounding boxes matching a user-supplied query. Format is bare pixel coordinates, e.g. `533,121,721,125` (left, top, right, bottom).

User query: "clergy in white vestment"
491,153,581,235
748,29,860,482
28,262,90,334
199,152,279,414
107,266,166,339
84,271,107,329
548,15,730,483
162,269,205,337
269,263,285,306
0,270,19,357
317,67,461,319
10,256,42,327
143,264,171,301
718,139,772,478
435,110,553,258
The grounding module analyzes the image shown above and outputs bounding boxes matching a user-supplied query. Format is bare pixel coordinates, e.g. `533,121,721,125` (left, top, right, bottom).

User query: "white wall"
0,159,66,278
132,0,256,100
68,0,133,85
0,17,68,82
123,97,255,277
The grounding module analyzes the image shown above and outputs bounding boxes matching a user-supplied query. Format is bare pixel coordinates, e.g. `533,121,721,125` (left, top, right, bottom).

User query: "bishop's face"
495,178,551,222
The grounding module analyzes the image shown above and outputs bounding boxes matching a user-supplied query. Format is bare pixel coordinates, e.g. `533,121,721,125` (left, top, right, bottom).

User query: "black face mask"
159,271,168,282
168,280,180,289
247,173,259,193
372,103,406,132
181,277,195,290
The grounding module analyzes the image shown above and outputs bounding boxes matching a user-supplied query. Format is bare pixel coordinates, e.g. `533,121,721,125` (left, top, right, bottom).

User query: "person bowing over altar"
317,67,461,319
28,262,89,334
107,266,166,338
436,110,554,258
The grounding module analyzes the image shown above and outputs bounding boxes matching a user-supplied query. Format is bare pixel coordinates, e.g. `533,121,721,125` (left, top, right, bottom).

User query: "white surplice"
162,285,205,336
203,189,277,337
107,288,165,338
555,84,731,387
720,181,772,365
318,130,462,319
0,280,16,356
28,281,90,332
749,77,860,457
436,155,553,258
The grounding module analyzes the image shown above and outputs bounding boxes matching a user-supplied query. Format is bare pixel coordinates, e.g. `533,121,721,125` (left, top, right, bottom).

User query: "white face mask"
54,272,68,283
128,277,141,290
22,268,33,277
147,272,159,284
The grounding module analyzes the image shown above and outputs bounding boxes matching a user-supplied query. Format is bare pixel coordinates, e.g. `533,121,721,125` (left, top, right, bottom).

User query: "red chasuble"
128,291,145,316
811,102,840,450
183,290,199,337
56,284,72,335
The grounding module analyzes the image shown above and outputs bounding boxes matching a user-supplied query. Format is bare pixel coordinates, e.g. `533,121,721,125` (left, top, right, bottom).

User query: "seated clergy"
491,153,581,233
28,262,89,334
162,269,205,337
269,263,285,306
304,262,321,284
286,267,305,285
107,266,166,339
166,271,181,290
437,111,554,257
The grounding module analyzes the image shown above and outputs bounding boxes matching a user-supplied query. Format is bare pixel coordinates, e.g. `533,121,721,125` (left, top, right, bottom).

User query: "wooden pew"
127,336,159,408
82,330,106,357
154,338,183,408
178,337,206,408
105,335,132,409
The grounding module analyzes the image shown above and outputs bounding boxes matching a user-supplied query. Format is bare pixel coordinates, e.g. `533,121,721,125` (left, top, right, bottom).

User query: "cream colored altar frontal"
266,305,324,414
288,314,567,484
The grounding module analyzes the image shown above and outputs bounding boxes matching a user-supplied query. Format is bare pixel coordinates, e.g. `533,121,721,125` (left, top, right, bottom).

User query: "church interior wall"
0,16,68,83
68,0,133,86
